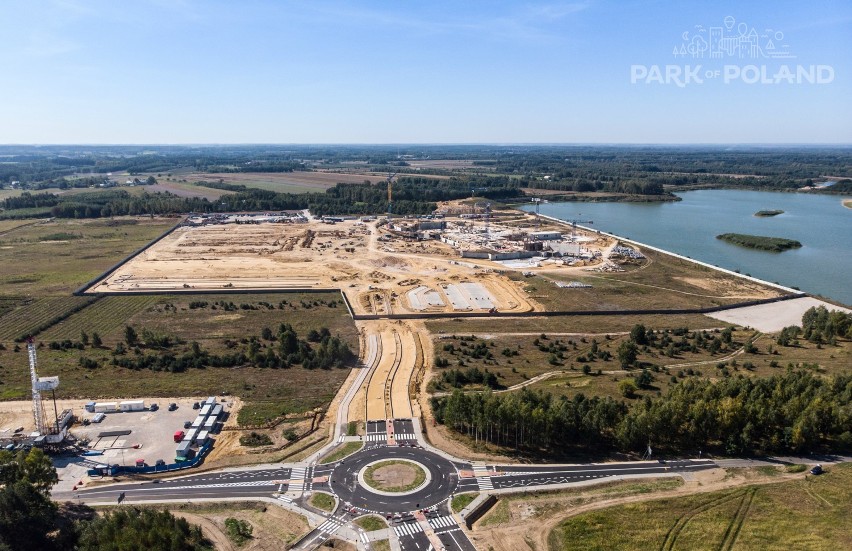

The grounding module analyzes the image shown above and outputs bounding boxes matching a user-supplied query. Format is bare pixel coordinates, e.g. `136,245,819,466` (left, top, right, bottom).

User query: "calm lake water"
521,190,852,306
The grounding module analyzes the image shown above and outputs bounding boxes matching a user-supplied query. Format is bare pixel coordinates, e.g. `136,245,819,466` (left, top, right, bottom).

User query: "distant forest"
1,145,849,218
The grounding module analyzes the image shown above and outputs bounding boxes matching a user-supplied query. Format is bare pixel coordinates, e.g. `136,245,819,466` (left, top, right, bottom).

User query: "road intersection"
61,322,719,551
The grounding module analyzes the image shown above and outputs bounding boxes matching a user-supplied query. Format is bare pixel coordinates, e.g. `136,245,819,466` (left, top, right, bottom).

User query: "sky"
1,0,850,144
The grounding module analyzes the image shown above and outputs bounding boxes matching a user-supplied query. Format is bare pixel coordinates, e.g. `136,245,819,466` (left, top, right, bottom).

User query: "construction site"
86,204,625,317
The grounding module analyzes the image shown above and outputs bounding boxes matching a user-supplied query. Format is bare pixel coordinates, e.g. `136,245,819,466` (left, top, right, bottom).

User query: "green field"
431,329,851,400
0,216,176,296
0,296,98,341
517,249,782,313
0,293,358,419
426,313,722,336
549,464,852,551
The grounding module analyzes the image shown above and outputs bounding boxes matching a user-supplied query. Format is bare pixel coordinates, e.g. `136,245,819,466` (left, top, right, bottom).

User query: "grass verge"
451,493,478,513
309,492,335,512
319,442,363,465
355,515,387,531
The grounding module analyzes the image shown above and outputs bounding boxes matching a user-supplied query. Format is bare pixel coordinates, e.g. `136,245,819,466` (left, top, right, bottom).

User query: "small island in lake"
754,210,784,217
716,233,802,252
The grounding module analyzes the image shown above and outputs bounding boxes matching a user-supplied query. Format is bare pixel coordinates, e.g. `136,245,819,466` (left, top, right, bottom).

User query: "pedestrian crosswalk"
288,466,307,493
337,434,345,443
359,532,370,544
477,477,494,490
366,433,387,441
473,464,494,490
277,495,293,504
427,515,458,530
394,522,424,536
394,433,417,440
317,516,344,535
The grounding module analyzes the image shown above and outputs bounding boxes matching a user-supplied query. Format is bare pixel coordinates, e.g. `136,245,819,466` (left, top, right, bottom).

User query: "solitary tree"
617,341,638,368
124,325,138,347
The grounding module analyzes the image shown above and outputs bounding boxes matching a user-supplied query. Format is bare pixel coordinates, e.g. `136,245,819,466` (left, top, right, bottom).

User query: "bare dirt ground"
370,463,418,487
88,219,541,318
172,502,310,551
469,468,807,551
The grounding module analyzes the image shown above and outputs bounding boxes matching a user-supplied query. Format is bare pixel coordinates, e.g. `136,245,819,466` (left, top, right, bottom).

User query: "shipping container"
93,402,118,413
210,404,223,419
196,430,209,445
92,413,106,423
191,415,205,429
175,441,195,462
204,396,217,406
199,404,211,417
119,400,145,412
182,428,198,444
203,416,216,431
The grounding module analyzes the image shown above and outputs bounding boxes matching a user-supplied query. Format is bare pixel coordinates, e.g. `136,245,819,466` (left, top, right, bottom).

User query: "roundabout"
329,446,458,514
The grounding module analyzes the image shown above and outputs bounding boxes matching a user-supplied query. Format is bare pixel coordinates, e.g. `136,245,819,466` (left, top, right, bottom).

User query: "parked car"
155,459,166,467
168,403,178,411
192,402,201,410
810,464,823,475
183,420,192,429
149,403,159,411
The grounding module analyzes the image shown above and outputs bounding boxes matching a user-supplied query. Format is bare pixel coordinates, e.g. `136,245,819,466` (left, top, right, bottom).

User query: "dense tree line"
108,322,354,373
4,176,523,219
432,369,852,456
2,192,59,210
776,306,852,346
0,448,210,551
2,145,849,189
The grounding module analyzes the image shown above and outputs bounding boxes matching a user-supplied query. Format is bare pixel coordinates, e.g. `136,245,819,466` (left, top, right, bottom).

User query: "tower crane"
568,218,594,240
386,172,397,220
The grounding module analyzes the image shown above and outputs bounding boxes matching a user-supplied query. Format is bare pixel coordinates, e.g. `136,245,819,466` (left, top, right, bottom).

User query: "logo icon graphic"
674,16,795,60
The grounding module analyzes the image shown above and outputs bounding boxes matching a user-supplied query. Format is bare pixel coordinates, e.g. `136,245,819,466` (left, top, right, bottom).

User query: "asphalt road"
326,446,460,513
65,466,293,503
64,419,719,551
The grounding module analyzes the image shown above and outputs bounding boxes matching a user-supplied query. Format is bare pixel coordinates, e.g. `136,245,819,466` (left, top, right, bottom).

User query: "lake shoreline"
523,189,852,305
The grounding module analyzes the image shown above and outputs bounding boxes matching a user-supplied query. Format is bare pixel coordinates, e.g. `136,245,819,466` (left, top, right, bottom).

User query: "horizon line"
1,142,852,148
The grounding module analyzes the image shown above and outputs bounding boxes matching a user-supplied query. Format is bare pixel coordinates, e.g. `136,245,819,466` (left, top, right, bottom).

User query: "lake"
521,190,852,306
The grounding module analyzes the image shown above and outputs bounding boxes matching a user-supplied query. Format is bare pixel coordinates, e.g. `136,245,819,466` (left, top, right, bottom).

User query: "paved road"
64,420,719,551
64,466,294,503
326,446,461,514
